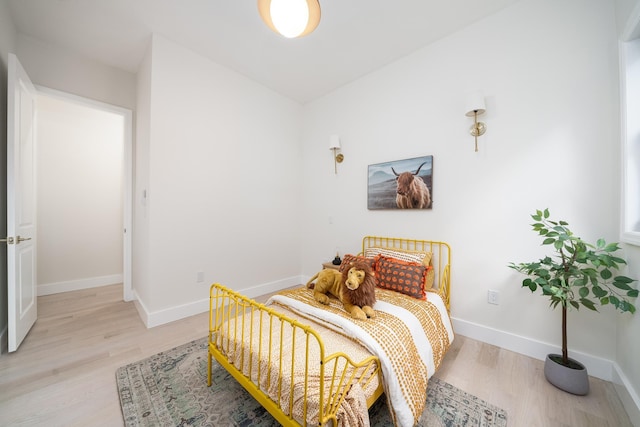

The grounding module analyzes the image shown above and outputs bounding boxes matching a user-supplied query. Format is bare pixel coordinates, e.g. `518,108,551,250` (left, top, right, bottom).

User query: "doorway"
35,87,132,301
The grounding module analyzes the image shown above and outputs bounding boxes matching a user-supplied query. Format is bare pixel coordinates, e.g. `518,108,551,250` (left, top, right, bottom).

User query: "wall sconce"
465,91,486,152
329,135,344,174
257,0,321,38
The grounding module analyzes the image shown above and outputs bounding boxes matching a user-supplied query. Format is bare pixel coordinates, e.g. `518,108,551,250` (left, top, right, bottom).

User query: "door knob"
1,236,31,244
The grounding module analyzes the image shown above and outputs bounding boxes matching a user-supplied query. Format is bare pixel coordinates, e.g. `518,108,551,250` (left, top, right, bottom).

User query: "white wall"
617,243,640,426
36,94,124,294
301,0,626,378
133,38,153,312
133,35,304,325
617,0,640,34
16,34,136,110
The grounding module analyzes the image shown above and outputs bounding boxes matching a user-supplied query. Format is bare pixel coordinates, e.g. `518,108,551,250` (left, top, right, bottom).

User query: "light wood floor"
0,284,632,427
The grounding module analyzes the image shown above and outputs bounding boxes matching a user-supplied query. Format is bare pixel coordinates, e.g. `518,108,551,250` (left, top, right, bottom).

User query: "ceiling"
7,0,521,104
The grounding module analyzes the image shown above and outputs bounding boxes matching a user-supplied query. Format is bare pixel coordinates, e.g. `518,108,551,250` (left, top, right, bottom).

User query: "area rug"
116,337,507,427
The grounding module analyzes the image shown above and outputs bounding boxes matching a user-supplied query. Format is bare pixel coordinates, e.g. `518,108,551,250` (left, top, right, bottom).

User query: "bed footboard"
208,283,382,427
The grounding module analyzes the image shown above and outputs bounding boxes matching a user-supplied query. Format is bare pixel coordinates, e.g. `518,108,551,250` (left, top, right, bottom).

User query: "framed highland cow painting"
367,155,433,210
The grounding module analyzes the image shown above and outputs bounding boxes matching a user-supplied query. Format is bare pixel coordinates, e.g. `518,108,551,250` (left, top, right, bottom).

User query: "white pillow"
364,247,432,266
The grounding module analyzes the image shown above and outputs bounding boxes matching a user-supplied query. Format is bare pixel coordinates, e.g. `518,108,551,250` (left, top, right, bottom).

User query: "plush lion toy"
305,261,376,320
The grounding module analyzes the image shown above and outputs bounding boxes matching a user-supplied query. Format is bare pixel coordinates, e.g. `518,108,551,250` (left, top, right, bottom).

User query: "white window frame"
621,6,640,246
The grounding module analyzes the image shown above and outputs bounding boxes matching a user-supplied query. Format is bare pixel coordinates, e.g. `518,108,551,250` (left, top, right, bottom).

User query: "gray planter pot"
544,354,589,395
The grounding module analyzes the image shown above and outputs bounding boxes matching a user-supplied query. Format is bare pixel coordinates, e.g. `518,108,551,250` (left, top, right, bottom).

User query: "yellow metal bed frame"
208,236,451,426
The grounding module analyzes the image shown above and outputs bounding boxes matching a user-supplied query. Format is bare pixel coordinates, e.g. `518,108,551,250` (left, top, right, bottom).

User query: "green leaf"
578,287,589,298
542,238,556,245
535,277,548,285
618,301,636,313
614,276,635,284
612,280,633,291
604,242,620,252
543,208,550,218
600,269,612,280
573,278,586,287
627,289,639,298
580,298,597,311
596,238,605,249
570,301,580,309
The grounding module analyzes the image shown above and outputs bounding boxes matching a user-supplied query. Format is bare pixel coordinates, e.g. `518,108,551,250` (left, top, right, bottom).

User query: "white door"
5,53,38,352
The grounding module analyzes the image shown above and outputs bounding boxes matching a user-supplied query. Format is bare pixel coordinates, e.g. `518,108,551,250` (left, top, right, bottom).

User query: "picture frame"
367,155,433,210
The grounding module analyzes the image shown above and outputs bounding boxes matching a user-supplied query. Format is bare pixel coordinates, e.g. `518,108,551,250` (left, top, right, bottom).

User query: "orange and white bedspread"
269,287,454,427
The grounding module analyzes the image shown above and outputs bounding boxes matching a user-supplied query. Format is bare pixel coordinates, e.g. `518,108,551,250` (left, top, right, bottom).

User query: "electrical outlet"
197,271,204,283
487,290,499,305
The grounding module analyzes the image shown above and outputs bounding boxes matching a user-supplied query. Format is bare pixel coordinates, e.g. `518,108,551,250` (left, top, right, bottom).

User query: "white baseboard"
613,363,640,427
134,275,305,328
451,317,613,381
38,274,123,296
131,289,150,327
452,316,640,425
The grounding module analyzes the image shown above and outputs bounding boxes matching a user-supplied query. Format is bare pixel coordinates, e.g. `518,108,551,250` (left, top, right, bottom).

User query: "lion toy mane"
305,261,376,320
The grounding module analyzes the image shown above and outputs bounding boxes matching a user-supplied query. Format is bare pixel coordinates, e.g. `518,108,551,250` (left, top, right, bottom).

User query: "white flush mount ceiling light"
258,0,321,38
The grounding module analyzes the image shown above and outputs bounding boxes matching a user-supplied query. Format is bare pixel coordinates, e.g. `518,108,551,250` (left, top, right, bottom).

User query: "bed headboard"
361,235,451,311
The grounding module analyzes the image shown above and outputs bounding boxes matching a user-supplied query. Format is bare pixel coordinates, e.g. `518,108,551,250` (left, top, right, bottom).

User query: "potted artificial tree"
509,209,637,395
